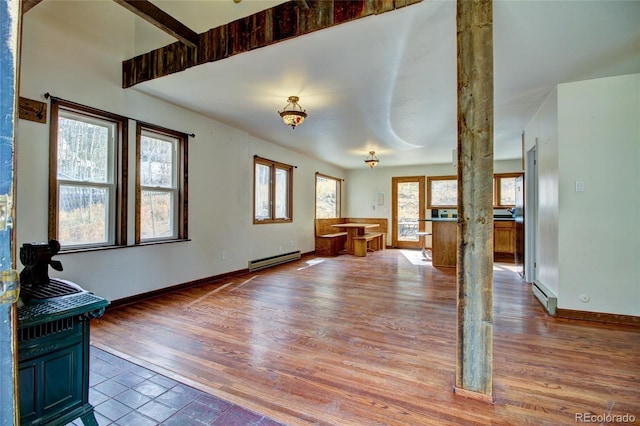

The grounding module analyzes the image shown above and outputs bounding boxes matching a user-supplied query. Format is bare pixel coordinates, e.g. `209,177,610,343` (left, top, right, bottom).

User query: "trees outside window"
49,99,189,250
494,173,521,207
315,173,341,218
427,173,523,209
136,123,188,243
254,156,293,224
427,176,457,209
49,99,127,248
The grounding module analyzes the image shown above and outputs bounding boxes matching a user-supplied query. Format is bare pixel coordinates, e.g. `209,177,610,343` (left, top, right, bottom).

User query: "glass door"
392,176,425,249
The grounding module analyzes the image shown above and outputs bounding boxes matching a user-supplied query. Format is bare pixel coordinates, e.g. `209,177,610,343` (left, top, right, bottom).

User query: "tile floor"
69,346,284,426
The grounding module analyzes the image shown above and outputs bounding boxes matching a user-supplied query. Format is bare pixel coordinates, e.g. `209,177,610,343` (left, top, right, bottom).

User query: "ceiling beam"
294,0,312,11
22,0,44,15
113,0,199,48
122,0,422,88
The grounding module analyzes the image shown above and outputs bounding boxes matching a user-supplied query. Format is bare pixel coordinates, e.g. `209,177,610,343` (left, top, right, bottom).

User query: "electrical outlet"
221,250,227,260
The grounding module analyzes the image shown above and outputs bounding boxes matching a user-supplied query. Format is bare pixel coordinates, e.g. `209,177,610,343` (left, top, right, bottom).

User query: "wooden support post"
454,0,494,402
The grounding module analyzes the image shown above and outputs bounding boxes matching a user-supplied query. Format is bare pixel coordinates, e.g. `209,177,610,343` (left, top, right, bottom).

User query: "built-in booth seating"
315,218,388,257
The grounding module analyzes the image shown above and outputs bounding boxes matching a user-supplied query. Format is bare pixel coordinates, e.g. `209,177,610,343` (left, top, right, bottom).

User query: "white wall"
557,74,640,315
524,88,561,297
17,1,346,302
525,74,640,316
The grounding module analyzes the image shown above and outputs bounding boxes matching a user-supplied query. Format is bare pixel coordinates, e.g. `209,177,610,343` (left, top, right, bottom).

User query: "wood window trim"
48,98,128,249
427,175,457,209
494,172,523,208
315,172,342,219
253,156,294,224
427,173,524,209
135,122,189,244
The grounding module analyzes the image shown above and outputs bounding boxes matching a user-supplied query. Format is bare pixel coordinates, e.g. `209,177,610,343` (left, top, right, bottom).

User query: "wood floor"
91,250,640,426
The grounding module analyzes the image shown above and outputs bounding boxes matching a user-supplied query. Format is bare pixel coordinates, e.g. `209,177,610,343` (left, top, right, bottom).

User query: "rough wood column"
454,0,494,401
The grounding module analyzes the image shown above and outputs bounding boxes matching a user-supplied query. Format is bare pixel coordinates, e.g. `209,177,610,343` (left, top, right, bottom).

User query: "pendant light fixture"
364,151,379,168
278,96,307,129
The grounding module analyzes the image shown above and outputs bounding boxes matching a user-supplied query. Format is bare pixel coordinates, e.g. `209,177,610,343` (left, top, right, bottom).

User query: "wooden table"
331,223,380,254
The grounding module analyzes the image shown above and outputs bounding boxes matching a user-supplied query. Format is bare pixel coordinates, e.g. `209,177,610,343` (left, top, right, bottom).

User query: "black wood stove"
16,241,109,426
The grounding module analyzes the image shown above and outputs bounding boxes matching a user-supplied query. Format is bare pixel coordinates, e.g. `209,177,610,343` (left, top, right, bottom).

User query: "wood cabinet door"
494,222,515,254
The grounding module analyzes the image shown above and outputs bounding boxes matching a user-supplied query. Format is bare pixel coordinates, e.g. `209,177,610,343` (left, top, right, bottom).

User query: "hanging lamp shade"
278,96,307,129
364,151,379,168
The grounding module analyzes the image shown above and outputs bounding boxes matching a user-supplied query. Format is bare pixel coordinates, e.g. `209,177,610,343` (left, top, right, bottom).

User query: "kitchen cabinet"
431,219,518,267
494,221,515,261
432,220,457,267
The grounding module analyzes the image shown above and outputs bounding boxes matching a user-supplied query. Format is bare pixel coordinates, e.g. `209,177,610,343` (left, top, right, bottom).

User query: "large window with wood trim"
427,175,457,209
315,173,341,218
254,156,293,224
494,173,521,207
49,99,128,249
136,123,188,243
427,173,524,208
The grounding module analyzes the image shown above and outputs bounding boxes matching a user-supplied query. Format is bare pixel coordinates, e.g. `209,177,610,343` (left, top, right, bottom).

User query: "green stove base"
17,283,108,426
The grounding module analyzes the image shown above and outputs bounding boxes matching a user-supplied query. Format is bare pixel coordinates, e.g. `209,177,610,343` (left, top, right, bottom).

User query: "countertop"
426,217,515,222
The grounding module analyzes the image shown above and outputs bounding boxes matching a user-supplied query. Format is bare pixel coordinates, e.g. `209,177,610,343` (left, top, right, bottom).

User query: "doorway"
392,176,425,249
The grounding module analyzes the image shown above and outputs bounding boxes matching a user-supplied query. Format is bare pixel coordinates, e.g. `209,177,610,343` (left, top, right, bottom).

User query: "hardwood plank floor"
91,250,640,425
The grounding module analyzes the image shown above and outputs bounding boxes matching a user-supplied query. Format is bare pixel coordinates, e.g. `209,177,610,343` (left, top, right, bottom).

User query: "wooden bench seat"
319,232,348,238
315,218,388,257
315,232,348,256
353,232,385,257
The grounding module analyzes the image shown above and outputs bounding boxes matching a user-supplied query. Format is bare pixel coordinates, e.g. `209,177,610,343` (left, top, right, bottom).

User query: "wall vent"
248,250,301,272
532,280,557,315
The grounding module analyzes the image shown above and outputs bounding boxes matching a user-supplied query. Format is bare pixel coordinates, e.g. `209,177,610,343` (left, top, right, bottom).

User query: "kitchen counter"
427,217,515,222
431,220,457,267
430,216,518,267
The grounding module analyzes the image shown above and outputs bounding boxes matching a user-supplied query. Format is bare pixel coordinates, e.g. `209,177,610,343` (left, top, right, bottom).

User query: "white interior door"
525,144,538,283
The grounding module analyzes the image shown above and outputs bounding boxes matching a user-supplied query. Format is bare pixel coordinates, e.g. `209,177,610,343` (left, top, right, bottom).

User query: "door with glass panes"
392,176,425,249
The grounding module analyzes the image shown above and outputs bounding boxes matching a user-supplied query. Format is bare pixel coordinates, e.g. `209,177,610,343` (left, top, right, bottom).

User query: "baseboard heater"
532,280,557,315
248,250,301,272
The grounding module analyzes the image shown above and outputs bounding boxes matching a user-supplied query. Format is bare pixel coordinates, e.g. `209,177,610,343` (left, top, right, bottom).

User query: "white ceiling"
132,0,640,170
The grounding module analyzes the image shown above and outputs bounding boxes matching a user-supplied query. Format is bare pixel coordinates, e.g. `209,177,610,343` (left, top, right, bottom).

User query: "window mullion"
271,164,276,220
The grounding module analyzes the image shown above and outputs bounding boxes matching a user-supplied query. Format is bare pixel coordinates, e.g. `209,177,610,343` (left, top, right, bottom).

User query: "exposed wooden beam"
121,0,422,88
294,0,312,11
113,0,199,48
454,0,495,402
22,0,43,14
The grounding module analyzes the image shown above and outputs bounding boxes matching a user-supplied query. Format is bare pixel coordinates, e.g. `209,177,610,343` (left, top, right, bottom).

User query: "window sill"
59,238,191,254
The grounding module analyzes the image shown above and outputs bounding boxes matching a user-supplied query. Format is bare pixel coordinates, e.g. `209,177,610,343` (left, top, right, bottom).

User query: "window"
494,173,521,207
427,175,457,209
136,123,188,243
254,156,293,224
427,173,524,208
49,99,127,249
315,173,341,218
